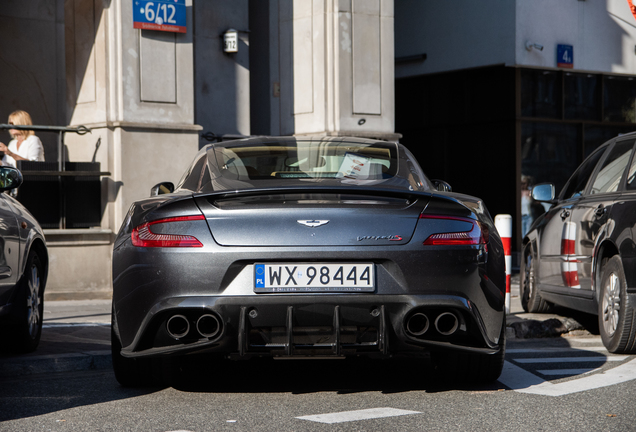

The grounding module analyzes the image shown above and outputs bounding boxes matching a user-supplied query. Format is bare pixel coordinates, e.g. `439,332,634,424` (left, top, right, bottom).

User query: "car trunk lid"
194,192,428,246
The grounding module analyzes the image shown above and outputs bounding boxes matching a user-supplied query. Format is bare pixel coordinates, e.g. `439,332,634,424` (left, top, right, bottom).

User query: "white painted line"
296,408,421,424
507,347,607,354
537,368,599,376
499,359,636,396
43,323,110,328
571,338,603,343
514,356,628,364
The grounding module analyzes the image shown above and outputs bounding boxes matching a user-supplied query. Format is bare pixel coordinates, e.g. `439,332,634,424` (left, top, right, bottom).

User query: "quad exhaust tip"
166,314,190,339
196,314,221,338
167,313,222,340
434,312,459,336
406,312,430,336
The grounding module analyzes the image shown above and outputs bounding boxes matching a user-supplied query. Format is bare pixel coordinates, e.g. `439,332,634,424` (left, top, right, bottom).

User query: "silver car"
0,166,48,353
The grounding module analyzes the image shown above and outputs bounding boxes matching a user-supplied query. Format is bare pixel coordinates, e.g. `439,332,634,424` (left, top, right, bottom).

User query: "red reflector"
131,215,205,247
420,215,488,246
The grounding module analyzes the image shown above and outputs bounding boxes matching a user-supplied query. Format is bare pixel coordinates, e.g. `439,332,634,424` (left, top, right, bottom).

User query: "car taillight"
131,215,205,247
420,215,489,246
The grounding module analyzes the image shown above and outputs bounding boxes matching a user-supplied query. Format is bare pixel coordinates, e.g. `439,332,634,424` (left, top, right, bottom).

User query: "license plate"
254,263,374,293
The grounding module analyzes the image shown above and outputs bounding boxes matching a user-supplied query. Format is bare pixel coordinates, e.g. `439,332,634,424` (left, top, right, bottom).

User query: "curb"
506,316,590,340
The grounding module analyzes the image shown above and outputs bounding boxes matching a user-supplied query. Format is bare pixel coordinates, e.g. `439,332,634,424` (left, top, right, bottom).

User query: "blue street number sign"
557,44,573,69
133,0,186,33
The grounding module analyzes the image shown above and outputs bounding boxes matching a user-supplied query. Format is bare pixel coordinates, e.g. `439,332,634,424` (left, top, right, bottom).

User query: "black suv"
522,131,636,354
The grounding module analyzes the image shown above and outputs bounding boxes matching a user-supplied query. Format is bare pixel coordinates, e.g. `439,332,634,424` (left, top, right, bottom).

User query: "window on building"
603,75,636,123
521,122,579,195
521,69,561,119
584,126,635,157
564,73,600,121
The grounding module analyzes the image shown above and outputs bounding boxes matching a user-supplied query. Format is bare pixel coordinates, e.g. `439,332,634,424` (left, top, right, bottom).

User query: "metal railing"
0,123,109,228
0,123,91,172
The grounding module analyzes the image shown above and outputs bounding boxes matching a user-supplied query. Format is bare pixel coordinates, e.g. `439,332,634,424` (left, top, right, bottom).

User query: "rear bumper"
115,294,504,359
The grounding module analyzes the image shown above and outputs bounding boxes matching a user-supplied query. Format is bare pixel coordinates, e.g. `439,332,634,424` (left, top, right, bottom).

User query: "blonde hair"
8,110,34,138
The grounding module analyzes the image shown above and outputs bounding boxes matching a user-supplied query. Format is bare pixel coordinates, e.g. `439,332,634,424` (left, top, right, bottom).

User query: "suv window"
590,139,635,194
560,146,606,200
624,141,636,190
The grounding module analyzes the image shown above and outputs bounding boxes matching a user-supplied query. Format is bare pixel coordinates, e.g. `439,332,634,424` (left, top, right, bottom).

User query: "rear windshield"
178,138,432,193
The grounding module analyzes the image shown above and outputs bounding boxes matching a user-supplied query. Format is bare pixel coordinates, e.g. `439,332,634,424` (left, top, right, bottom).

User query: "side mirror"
531,183,555,202
150,182,175,197
0,166,23,191
431,179,452,192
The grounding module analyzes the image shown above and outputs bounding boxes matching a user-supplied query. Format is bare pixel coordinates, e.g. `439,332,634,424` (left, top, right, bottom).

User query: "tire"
520,243,552,313
11,250,44,353
111,309,153,387
598,256,636,354
431,317,506,384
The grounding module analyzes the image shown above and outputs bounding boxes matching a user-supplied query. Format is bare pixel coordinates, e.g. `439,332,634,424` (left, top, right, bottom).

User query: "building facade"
2,1,636,296
395,0,636,261
0,0,396,298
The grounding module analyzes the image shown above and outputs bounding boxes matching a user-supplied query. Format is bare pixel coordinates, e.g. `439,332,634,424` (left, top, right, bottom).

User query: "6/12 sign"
133,0,186,34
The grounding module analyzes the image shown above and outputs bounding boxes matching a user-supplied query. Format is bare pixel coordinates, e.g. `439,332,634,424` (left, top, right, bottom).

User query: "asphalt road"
1,336,635,432
1,283,636,431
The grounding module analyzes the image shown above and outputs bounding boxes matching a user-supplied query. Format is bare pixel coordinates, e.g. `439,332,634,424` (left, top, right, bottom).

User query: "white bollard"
494,214,512,314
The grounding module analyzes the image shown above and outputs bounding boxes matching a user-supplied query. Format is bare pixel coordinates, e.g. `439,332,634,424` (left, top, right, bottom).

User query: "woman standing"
0,110,45,167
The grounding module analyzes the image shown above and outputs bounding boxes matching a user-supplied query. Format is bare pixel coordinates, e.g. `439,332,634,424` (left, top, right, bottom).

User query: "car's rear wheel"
11,250,44,353
431,318,506,384
598,256,636,354
520,243,552,313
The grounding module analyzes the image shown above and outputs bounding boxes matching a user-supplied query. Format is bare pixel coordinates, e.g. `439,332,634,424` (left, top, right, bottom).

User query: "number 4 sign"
133,0,186,34
557,44,573,69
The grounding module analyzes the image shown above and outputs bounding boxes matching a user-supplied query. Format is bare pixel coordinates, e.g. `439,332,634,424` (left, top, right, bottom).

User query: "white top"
2,135,45,167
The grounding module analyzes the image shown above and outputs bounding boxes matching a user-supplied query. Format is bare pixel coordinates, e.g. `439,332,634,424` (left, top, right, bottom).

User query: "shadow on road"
169,356,505,395
0,356,505,422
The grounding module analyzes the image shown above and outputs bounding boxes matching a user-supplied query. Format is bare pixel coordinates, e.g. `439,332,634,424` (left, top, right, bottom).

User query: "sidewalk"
0,280,596,378
0,300,112,378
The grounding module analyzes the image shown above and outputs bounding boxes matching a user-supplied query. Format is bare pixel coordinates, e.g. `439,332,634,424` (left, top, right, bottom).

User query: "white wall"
516,0,636,74
395,0,516,78
396,0,636,79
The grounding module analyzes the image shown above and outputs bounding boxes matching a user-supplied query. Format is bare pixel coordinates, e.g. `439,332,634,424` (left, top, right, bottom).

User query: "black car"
0,166,48,353
522,131,636,354
111,136,506,386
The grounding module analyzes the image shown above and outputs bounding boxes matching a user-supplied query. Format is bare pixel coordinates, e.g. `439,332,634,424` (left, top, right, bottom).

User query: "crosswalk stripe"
296,408,421,424
514,356,628,363
499,359,636,396
537,368,599,376
507,347,607,354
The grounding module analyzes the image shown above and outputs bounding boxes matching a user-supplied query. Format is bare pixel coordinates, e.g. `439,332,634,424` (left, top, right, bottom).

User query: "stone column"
278,0,398,140
49,0,200,299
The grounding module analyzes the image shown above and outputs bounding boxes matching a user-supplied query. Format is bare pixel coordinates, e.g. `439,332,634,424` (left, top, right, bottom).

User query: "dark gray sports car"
111,136,506,386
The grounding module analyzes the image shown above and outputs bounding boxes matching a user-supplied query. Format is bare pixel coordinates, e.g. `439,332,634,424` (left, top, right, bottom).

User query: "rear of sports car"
111,137,506,386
